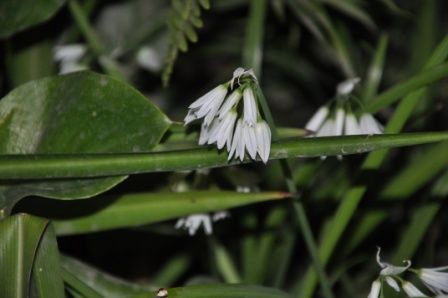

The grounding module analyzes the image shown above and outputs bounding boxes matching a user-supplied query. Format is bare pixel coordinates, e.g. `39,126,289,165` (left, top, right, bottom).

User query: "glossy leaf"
1,132,447,180
32,225,65,298
61,255,154,298
0,214,48,298
0,71,171,208
51,191,290,235
0,0,65,38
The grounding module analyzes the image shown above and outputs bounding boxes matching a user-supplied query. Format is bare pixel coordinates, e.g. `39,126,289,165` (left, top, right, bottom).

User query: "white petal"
219,90,242,119
199,122,211,145
359,113,384,134
215,112,237,149
243,123,257,159
344,113,362,135
243,88,258,126
212,211,230,221
420,268,448,294
385,276,400,292
189,84,227,109
316,118,335,137
367,280,381,298
334,108,345,136
184,109,197,125
377,247,411,275
228,119,243,161
336,77,361,96
256,121,271,163
305,106,329,133
402,281,427,297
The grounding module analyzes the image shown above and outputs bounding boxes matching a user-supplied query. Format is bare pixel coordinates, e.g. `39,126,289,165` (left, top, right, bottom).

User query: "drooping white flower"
255,120,271,163
243,87,258,126
402,281,428,297
359,113,384,134
376,247,412,276
334,108,345,136
316,118,335,137
344,113,362,135
53,44,87,74
384,276,400,292
185,84,228,126
417,266,448,295
337,77,361,96
367,280,381,298
242,122,257,159
305,106,329,133
207,111,237,150
175,211,229,236
219,90,242,119
228,119,244,161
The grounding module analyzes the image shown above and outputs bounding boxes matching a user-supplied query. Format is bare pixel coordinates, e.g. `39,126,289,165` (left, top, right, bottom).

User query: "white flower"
305,106,329,133
384,276,400,292
231,67,258,89
344,113,362,135
242,122,257,159
402,281,428,297
219,90,242,119
185,84,228,126
53,44,87,74
243,87,258,126
334,108,345,136
417,266,448,295
228,119,244,161
255,120,271,163
207,111,237,150
359,113,384,134
337,77,361,96
175,211,229,236
376,247,411,276
367,280,381,298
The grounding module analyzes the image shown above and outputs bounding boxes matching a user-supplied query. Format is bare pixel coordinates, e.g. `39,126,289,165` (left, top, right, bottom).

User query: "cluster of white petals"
175,211,230,236
367,247,448,298
305,78,383,139
184,68,271,163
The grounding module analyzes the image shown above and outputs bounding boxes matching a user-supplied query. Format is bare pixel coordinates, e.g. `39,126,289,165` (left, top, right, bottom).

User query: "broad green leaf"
32,225,64,298
0,214,48,298
50,191,290,235
165,284,293,298
0,71,171,209
61,255,154,298
0,0,65,38
0,132,447,180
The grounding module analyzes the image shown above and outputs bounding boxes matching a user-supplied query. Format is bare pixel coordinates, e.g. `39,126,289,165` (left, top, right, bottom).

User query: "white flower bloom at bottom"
367,280,381,298
175,211,229,236
207,111,237,150
359,113,384,134
402,281,428,297
417,266,448,295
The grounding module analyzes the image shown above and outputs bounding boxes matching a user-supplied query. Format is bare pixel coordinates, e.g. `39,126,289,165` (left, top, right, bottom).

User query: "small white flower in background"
53,44,87,74
305,78,383,140
415,266,448,295
136,46,162,72
402,281,428,297
175,211,229,236
184,67,271,163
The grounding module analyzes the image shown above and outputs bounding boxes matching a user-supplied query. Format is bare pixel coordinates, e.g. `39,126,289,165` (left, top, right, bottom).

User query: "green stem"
68,0,126,81
243,1,333,297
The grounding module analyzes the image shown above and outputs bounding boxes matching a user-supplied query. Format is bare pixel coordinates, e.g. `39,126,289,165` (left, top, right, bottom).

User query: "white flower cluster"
184,68,271,163
175,211,229,236
305,78,383,137
367,247,448,297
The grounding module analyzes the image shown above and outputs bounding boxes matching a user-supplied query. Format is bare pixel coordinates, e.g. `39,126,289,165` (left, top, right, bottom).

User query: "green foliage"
162,0,210,86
